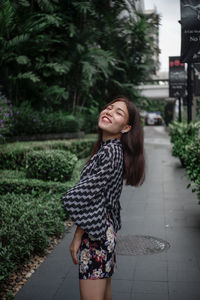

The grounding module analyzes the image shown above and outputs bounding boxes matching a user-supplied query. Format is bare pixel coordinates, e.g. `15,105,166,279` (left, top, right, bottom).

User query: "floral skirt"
78,215,117,280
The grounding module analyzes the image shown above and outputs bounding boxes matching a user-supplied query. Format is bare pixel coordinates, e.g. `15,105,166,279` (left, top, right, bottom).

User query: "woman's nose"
106,110,112,116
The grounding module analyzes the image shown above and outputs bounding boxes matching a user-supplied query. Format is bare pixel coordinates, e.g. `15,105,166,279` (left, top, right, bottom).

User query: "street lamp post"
186,63,193,123
178,96,182,122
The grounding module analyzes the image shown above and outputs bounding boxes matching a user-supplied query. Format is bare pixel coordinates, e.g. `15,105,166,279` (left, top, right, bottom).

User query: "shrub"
69,139,95,159
0,156,87,287
0,175,73,195
0,138,95,170
7,101,81,136
169,121,200,166
0,158,86,195
0,146,29,170
0,192,68,284
169,121,200,202
25,150,77,182
185,139,200,200
0,93,14,143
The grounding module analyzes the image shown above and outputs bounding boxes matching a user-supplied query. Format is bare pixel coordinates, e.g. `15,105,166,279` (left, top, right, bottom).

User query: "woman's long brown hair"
88,96,145,187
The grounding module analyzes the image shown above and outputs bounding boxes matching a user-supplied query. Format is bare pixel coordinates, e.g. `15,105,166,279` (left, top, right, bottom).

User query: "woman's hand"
69,226,84,264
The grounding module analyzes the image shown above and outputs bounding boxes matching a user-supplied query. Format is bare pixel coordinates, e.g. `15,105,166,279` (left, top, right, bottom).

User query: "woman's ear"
123,125,132,133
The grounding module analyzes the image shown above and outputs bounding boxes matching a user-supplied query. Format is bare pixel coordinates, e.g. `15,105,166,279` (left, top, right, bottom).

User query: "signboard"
180,0,200,62
169,56,186,97
194,63,200,96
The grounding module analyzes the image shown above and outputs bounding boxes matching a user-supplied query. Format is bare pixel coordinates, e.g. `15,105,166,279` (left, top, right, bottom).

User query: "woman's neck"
102,132,122,141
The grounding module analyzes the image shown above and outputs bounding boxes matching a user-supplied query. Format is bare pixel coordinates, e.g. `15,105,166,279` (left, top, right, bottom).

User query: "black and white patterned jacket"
62,138,124,240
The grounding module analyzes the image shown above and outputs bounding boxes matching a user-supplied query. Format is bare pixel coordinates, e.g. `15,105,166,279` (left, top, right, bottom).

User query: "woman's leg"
79,278,107,300
104,278,112,300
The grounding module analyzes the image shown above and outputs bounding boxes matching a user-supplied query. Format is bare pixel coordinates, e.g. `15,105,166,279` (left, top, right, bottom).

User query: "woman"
62,96,145,300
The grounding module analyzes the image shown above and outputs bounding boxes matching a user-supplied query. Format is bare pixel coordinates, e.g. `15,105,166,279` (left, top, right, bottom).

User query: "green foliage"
169,121,200,166
0,172,73,195
0,0,159,114
0,137,89,289
0,192,67,283
76,99,99,133
185,139,200,200
25,150,77,182
0,138,95,170
7,101,80,136
169,121,200,202
68,139,95,159
0,154,87,196
0,93,13,142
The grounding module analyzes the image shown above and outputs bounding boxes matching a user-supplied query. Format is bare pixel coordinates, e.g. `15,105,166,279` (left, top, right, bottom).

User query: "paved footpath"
14,126,200,300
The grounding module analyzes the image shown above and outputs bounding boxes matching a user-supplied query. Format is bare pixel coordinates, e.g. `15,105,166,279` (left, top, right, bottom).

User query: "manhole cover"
116,235,170,256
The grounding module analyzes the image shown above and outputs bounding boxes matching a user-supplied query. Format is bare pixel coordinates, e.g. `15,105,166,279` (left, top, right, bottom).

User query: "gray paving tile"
131,293,169,300
168,269,200,282
111,279,133,294
132,280,168,294
65,264,79,279
169,282,200,298
53,276,80,300
135,256,168,269
112,292,131,300
167,251,198,263
113,266,135,280
169,294,200,300
134,268,168,281
167,258,200,271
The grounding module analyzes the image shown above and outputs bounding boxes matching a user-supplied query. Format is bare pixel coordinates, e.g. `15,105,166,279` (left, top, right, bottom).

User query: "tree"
0,0,160,113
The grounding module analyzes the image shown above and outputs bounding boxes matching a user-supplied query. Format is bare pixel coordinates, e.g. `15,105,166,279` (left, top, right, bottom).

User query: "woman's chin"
98,122,112,131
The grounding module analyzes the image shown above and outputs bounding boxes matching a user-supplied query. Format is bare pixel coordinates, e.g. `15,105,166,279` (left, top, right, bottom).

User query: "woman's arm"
69,226,84,265
74,226,84,239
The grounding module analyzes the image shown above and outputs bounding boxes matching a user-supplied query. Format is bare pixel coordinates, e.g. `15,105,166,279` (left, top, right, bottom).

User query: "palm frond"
36,0,55,13
17,72,40,83
43,85,69,101
0,0,15,35
25,13,62,33
73,2,92,16
67,24,77,38
82,62,97,84
5,33,30,48
45,62,71,75
18,0,30,7
16,55,31,65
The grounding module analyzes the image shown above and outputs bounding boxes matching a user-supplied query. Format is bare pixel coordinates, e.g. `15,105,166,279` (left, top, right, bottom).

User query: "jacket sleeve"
62,146,114,239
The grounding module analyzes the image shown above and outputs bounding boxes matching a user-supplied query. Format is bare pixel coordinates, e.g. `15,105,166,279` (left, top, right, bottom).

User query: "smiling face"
98,100,131,140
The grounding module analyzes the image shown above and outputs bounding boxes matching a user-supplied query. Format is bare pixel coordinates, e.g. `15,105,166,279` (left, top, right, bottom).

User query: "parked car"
145,112,163,126
140,110,148,124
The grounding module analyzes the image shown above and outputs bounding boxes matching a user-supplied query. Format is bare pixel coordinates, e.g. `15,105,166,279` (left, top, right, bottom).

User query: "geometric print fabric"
62,138,124,239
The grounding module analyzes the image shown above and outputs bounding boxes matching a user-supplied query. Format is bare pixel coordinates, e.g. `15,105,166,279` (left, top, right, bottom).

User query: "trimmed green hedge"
0,192,67,283
0,137,92,289
169,121,200,166
185,138,200,199
0,156,86,195
169,121,200,202
26,150,77,182
0,138,95,170
0,175,73,195
0,157,86,286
